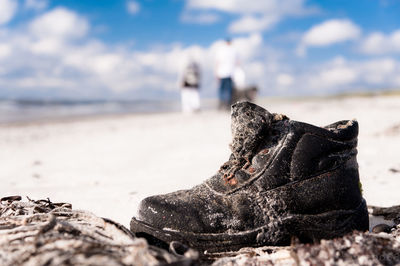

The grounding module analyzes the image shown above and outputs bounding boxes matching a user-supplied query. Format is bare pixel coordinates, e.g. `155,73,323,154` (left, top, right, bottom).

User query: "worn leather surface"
135,101,366,239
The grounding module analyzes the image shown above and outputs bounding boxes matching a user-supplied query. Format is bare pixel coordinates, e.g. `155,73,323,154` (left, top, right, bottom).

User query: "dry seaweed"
1,195,400,266
0,196,197,266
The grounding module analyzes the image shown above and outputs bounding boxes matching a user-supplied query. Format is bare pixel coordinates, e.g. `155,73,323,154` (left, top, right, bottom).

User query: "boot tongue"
230,101,273,158
218,101,288,185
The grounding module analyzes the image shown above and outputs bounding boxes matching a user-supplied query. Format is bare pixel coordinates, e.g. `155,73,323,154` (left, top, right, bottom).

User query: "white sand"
0,95,399,227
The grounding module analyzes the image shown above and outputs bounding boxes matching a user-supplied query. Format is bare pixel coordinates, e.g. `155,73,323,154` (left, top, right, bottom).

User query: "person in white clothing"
215,38,238,110
180,61,201,113
233,66,246,91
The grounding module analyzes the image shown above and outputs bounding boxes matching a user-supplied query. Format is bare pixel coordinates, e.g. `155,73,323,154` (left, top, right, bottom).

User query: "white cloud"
360,30,400,55
228,33,263,60
359,58,397,84
1,6,399,99
184,0,319,32
301,56,400,93
302,19,361,46
318,67,358,86
0,43,11,59
228,15,279,33
276,73,294,87
30,38,64,55
0,0,18,25
24,0,48,11
126,1,140,15
29,8,89,40
180,12,219,24
297,19,361,56
305,57,359,90
186,0,315,15
0,13,271,98
187,0,271,14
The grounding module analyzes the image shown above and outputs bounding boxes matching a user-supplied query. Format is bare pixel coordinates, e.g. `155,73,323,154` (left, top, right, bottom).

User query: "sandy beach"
0,95,399,227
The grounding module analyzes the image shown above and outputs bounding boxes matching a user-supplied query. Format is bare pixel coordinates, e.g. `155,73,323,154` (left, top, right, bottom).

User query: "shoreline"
1,93,399,127
0,109,182,128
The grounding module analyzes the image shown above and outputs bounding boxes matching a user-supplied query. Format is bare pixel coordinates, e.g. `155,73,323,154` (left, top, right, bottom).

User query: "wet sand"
0,95,399,227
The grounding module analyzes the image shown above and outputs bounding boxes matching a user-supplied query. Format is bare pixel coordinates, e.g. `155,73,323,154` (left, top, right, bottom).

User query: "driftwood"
1,196,400,266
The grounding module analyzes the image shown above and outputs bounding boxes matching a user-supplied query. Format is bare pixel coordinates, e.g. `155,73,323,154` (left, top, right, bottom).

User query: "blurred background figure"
180,60,201,114
232,66,258,103
215,38,239,110
233,67,246,91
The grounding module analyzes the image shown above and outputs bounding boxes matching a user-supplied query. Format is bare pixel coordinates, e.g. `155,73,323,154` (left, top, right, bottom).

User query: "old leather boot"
130,101,369,254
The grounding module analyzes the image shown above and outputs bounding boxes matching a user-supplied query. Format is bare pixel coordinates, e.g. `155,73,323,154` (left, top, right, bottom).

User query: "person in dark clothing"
215,39,238,110
180,61,201,113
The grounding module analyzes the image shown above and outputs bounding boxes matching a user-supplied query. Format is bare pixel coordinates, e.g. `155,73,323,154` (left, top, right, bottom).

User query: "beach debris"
212,207,400,266
389,168,400,173
370,205,400,224
372,224,393,233
377,123,400,136
0,196,197,266
33,160,42,166
0,195,22,202
290,230,400,266
212,229,400,265
0,195,400,265
32,173,41,179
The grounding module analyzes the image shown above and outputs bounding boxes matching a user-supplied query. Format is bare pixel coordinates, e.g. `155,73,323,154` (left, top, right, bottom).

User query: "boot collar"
205,102,358,195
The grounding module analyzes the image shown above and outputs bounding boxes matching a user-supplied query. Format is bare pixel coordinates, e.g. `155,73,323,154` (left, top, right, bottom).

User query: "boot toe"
137,191,205,233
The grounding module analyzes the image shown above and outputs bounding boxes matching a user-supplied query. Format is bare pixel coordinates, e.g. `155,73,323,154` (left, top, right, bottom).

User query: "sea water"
0,99,183,124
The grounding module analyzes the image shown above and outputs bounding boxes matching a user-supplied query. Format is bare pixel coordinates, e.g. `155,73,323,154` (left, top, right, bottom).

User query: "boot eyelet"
248,167,256,174
228,178,238,186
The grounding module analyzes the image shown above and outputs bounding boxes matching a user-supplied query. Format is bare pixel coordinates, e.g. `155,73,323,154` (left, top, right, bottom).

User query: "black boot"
130,101,369,254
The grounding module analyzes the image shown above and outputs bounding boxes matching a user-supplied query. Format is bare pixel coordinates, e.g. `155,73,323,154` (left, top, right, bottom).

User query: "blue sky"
1,0,400,100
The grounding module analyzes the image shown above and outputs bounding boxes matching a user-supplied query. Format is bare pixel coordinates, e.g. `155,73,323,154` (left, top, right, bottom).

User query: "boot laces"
219,152,251,182
219,112,288,183
219,123,265,182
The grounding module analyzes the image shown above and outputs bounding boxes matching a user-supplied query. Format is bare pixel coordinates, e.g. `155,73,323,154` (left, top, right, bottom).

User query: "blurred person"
232,66,258,103
215,38,239,110
180,60,201,113
233,66,246,91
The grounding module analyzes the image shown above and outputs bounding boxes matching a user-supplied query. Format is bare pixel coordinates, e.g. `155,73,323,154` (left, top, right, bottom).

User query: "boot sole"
130,199,368,256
